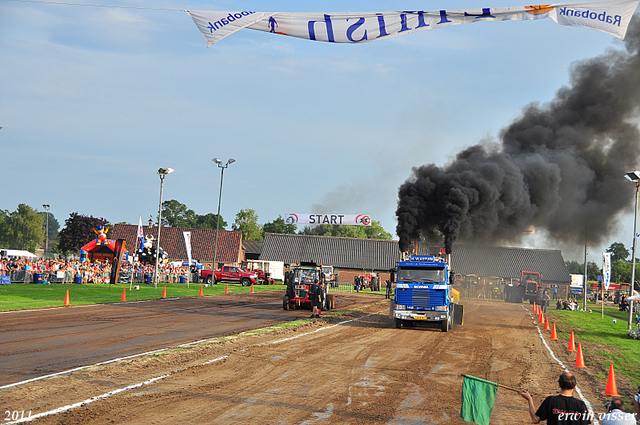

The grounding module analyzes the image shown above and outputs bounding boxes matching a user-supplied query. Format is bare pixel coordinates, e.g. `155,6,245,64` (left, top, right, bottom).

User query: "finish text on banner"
186,0,640,46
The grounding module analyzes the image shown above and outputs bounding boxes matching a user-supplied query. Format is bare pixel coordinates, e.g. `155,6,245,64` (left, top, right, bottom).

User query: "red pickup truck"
200,265,258,287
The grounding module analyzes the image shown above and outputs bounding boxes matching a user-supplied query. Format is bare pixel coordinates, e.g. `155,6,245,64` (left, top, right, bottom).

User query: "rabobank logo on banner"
355,215,372,226
285,214,372,226
285,214,299,225
207,11,257,33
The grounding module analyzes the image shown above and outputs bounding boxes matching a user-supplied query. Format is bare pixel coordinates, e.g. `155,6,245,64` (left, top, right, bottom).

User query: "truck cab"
393,255,463,331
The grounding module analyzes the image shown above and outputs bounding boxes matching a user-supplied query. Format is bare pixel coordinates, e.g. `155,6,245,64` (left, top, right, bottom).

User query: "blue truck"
392,254,464,331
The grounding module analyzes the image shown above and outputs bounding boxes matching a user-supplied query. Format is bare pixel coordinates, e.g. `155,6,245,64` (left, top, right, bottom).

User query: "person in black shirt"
519,372,591,424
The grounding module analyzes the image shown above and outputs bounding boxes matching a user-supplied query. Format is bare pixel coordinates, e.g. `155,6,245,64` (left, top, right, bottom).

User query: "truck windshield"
398,266,446,283
293,269,319,284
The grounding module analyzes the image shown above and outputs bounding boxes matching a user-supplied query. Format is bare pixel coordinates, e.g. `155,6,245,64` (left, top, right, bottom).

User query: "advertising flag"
603,251,612,290
183,231,192,266
137,215,144,251
460,375,498,425
186,0,640,46
285,213,371,226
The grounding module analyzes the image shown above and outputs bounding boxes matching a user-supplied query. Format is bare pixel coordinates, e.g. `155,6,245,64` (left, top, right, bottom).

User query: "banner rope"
5,0,182,12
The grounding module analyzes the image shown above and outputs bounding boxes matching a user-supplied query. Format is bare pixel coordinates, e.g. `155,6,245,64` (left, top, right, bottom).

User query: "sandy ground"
1,297,623,424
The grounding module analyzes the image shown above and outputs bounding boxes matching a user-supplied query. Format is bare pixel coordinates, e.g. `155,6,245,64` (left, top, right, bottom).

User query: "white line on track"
3,310,381,423
526,307,600,425
4,375,170,424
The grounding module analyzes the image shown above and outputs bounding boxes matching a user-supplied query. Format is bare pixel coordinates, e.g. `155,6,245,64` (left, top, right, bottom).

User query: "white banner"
183,231,192,266
603,251,612,290
186,0,639,46
285,213,372,226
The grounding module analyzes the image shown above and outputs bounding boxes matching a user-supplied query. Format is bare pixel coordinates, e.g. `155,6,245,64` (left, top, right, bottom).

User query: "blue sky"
1,0,638,261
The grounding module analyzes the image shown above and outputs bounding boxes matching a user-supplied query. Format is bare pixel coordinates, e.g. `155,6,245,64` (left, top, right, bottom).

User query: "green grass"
0,282,288,311
546,302,640,386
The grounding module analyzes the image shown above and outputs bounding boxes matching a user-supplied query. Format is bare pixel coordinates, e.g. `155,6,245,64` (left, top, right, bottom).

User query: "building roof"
243,240,263,256
111,224,242,263
261,233,571,284
440,245,571,284
261,233,400,271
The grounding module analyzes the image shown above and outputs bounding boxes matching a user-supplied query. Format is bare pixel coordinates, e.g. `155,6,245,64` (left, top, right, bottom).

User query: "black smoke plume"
396,16,640,254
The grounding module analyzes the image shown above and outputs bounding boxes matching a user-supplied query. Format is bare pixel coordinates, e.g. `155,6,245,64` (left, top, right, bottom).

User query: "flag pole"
460,374,521,393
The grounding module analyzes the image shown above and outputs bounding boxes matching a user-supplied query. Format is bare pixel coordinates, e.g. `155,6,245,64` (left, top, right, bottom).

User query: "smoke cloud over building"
396,16,640,254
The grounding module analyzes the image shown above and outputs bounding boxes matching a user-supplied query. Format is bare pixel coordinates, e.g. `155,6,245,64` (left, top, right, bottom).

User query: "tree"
5,204,44,252
611,260,631,283
300,220,392,240
564,260,601,281
232,209,263,241
565,260,583,274
606,242,629,262
363,221,393,240
262,215,296,236
0,209,10,247
194,213,227,230
38,211,60,245
57,213,110,254
587,261,601,281
161,199,196,228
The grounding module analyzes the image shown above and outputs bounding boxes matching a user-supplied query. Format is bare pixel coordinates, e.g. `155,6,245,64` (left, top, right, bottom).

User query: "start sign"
285,214,372,226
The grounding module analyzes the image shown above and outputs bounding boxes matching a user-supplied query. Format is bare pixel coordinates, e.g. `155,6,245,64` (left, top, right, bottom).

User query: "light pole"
43,204,50,257
625,170,640,332
154,168,174,289
212,158,235,272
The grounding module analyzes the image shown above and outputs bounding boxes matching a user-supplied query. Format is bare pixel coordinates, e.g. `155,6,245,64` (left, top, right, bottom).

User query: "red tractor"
283,263,330,311
504,271,542,304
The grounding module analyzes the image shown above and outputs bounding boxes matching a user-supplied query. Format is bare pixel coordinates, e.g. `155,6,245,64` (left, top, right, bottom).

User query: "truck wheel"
206,276,212,285
241,278,251,287
283,295,291,310
441,319,449,332
395,318,402,329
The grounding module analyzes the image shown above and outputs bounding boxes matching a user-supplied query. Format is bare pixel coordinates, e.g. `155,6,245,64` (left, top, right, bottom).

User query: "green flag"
460,375,498,425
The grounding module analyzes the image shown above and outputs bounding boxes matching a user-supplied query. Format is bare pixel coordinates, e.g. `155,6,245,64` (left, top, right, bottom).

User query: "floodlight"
158,168,174,175
213,158,222,164
625,171,640,181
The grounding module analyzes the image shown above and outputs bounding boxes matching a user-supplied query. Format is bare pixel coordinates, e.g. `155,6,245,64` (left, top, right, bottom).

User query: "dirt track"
1,297,617,424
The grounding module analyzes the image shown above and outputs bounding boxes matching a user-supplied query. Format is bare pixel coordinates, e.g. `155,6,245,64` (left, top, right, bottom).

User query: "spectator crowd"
0,255,192,284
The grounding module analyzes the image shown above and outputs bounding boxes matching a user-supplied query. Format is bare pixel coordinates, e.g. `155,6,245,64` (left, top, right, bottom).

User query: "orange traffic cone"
121,287,127,302
162,286,167,298
199,285,203,296
604,364,619,396
550,323,558,340
225,284,229,294
567,331,576,351
543,315,550,330
64,289,70,306
533,302,537,312
539,312,545,324
250,283,255,293
575,343,586,368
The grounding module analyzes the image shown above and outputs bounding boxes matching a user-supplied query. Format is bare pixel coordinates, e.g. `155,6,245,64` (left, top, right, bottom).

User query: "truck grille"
396,288,446,309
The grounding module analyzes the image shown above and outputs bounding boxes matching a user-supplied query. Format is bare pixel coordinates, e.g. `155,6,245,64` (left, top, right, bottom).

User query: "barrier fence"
328,279,386,294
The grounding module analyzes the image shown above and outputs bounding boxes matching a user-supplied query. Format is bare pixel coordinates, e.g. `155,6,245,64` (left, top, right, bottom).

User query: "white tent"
1,249,37,258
